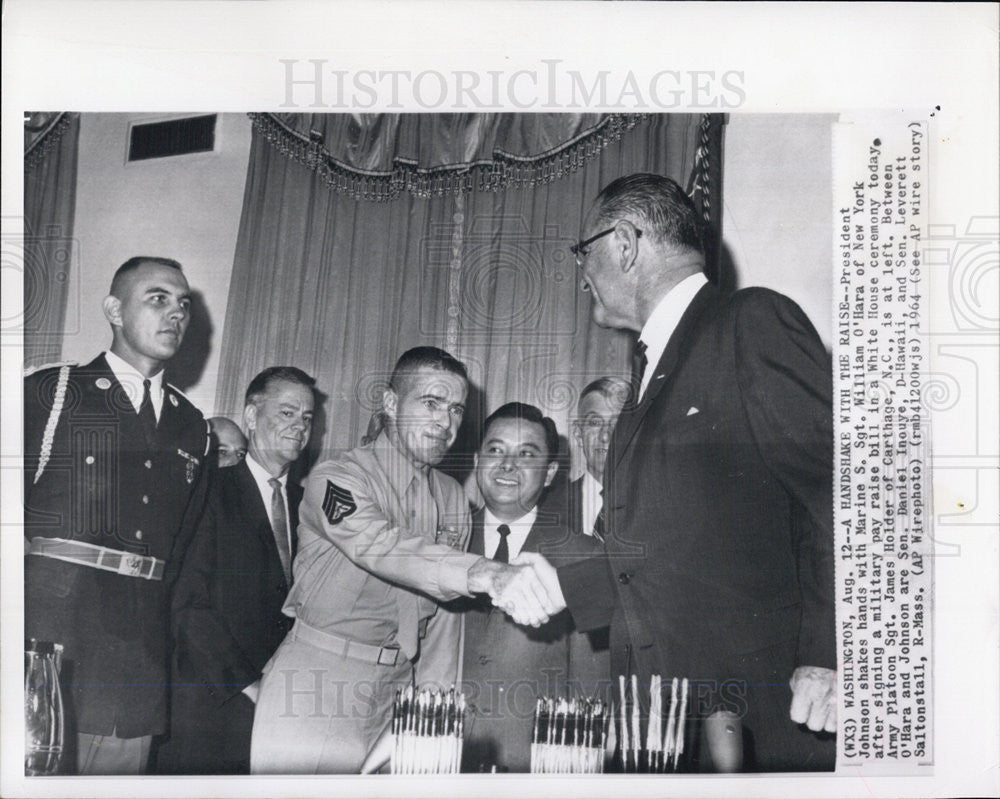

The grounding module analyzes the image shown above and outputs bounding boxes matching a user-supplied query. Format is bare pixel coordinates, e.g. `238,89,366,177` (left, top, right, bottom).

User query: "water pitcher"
24,639,64,776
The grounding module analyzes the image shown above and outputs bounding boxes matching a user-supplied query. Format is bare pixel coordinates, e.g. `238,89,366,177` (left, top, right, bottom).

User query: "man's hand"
789,665,836,733
466,556,558,627
510,551,565,611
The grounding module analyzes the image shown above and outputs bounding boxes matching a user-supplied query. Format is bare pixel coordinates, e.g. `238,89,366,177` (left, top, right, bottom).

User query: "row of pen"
388,676,693,774
530,696,608,773
530,675,692,774
618,674,691,773
389,686,466,774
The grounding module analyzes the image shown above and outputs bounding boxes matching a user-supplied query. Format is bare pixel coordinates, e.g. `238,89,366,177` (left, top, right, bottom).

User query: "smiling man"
161,367,315,774
24,256,209,775
502,173,837,771
460,402,602,773
249,347,552,774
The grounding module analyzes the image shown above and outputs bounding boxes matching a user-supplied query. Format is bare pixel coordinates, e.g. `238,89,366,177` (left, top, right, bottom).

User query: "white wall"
721,114,836,348
62,112,251,412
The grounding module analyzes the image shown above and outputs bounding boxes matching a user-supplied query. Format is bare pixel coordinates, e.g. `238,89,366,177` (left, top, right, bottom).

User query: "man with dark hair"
160,366,315,774
460,402,601,772
503,173,837,771
208,416,247,468
23,256,208,775
250,347,552,774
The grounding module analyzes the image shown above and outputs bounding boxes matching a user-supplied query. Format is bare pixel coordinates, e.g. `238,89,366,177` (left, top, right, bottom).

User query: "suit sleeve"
300,464,481,602
164,418,211,587
558,555,618,633
171,493,260,704
734,291,836,669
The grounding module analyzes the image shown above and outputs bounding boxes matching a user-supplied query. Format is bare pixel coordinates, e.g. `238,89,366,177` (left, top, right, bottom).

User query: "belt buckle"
118,553,145,578
377,647,399,667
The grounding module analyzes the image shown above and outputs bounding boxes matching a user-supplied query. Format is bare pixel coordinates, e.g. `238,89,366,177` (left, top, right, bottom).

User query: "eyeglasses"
570,225,643,267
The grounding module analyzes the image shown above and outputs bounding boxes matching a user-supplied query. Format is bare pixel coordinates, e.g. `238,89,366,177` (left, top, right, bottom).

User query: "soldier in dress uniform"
23,256,209,775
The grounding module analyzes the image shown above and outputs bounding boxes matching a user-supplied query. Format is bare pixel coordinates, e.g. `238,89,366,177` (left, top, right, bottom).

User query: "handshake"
467,552,566,627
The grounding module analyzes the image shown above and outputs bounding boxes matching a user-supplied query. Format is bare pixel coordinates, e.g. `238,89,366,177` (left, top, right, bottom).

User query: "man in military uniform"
24,256,209,775
249,347,556,774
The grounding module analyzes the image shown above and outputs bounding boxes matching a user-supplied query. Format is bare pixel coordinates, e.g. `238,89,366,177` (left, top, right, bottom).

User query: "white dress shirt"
482,506,537,561
636,272,708,399
580,471,604,537
104,349,164,421
245,454,292,555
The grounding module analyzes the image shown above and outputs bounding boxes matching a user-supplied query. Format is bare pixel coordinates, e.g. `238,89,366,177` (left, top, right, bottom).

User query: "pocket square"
686,406,700,416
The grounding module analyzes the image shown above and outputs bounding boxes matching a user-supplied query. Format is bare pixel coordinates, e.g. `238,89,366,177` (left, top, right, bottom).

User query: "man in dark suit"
504,174,837,771
24,256,209,775
159,366,316,774
557,377,628,701
460,402,602,773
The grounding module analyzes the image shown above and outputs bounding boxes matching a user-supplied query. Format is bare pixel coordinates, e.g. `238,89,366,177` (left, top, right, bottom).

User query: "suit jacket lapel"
156,384,185,450
235,460,275,549
287,480,303,557
91,355,153,448
569,478,584,537
469,509,486,557
610,282,719,471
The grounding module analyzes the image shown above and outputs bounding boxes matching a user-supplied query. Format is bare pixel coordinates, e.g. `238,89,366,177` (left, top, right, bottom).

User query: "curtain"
23,112,80,370
217,113,717,481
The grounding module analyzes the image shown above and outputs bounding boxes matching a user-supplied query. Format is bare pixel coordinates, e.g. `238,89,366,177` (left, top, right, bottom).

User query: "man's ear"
243,403,257,433
571,422,583,446
382,388,398,419
616,220,641,274
102,295,122,327
544,460,559,488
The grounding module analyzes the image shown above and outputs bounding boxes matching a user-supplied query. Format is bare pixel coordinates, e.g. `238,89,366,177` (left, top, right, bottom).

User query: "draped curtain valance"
249,112,699,201
219,112,724,481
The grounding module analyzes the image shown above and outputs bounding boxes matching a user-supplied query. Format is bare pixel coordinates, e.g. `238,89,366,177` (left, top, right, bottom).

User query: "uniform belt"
28,538,164,581
291,619,402,667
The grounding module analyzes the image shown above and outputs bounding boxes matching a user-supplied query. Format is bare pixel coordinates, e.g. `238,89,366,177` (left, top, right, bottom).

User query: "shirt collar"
104,350,164,414
582,470,603,502
372,430,423,494
637,272,708,395
483,505,537,560
483,505,538,533
245,452,287,488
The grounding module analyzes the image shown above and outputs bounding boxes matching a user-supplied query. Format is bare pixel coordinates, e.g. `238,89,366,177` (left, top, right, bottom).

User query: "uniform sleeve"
171,490,259,704
300,463,481,602
733,290,837,669
165,417,211,587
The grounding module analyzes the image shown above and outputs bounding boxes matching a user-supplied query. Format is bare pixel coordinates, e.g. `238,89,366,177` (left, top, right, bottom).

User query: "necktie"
631,339,649,401
494,524,511,564
138,379,158,440
268,477,292,585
